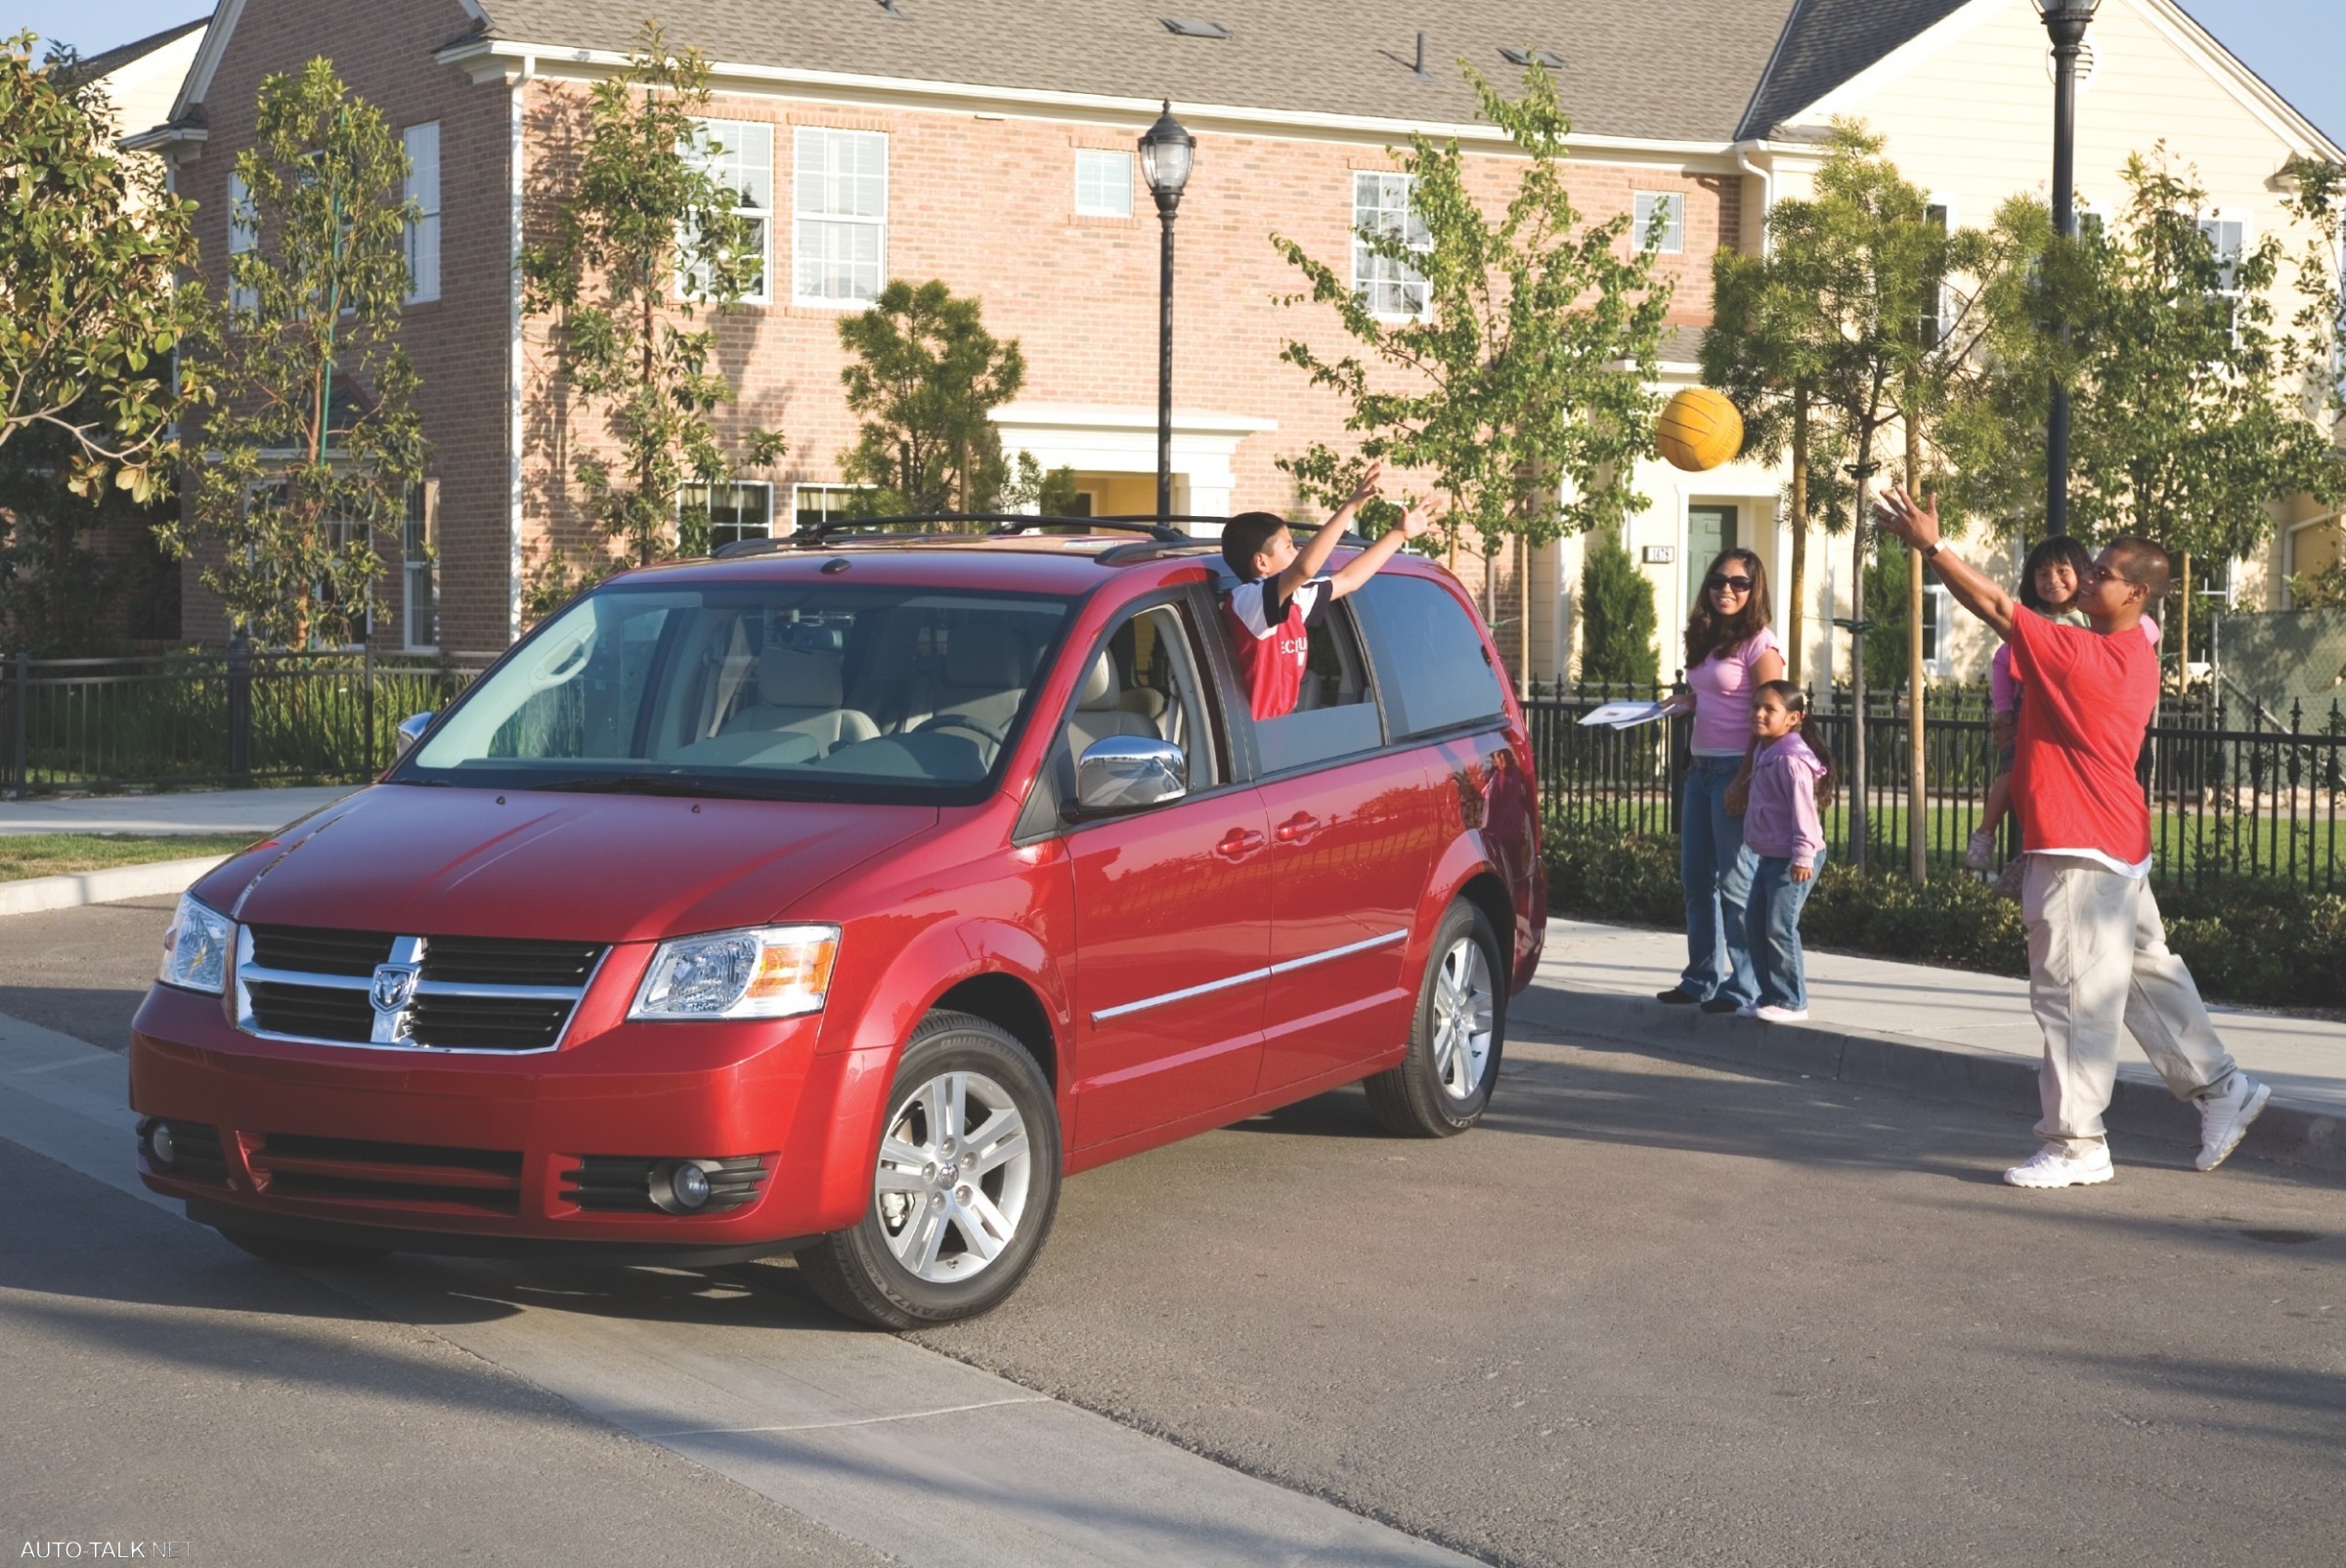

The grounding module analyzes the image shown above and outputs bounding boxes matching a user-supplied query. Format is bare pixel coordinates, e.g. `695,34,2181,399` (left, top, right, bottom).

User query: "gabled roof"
58,16,209,89
1734,0,1972,141
467,0,1802,144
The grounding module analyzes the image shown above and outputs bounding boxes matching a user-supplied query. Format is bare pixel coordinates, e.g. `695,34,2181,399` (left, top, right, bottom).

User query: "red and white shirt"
1224,577,1328,721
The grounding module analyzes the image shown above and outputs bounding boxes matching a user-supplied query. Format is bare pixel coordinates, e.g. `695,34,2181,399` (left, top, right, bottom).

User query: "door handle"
1214,828,1266,861
1275,812,1323,845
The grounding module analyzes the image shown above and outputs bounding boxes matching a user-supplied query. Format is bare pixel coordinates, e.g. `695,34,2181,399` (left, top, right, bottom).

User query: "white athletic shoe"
1964,828,1997,873
1754,1005,1808,1023
2003,1142,2115,1188
2194,1074,2272,1172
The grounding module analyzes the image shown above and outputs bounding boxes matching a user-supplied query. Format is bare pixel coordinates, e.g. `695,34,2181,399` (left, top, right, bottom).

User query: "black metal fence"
2,644,498,797
1528,681,2346,895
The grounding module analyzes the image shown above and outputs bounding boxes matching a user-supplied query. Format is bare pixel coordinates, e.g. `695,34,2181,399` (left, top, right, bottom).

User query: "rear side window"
1354,575,1505,738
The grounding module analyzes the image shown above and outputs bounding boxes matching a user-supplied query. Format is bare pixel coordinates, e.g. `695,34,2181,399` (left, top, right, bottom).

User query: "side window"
1250,598,1383,774
1352,575,1505,738
1065,603,1223,790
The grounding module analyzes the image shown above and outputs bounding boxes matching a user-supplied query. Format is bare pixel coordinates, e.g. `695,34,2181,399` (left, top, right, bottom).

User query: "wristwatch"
1922,540,1946,561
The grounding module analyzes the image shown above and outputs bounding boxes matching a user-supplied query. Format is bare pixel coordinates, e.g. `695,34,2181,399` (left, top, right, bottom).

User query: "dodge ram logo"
370,962,421,1014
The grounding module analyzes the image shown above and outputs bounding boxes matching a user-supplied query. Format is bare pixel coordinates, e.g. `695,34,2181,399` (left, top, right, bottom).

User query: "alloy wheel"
873,1068,1033,1284
1430,936,1495,1102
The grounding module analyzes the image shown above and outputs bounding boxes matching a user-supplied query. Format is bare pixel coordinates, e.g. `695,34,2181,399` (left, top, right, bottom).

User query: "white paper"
1576,700,1673,729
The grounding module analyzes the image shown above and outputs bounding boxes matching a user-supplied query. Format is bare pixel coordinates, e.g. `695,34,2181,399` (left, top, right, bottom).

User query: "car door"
1063,599,1273,1151
1245,597,1433,1095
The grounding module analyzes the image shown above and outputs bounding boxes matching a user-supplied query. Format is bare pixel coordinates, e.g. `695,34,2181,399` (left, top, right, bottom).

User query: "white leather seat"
1065,654,1161,757
722,647,879,751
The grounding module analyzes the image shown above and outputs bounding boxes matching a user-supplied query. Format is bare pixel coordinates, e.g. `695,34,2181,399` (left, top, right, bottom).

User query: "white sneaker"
1964,828,1997,873
1754,1005,1808,1023
2194,1074,2272,1172
2003,1142,2114,1188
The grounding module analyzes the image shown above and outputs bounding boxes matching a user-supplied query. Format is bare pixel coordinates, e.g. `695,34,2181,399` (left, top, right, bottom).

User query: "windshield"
398,581,1073,801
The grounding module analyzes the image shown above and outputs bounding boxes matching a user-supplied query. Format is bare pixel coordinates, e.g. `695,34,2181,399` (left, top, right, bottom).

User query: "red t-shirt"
1224,578,1326,720
2009,611,2157,869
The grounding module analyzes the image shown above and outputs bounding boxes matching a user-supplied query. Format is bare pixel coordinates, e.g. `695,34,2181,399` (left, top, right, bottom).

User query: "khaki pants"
2020,854,2238,1152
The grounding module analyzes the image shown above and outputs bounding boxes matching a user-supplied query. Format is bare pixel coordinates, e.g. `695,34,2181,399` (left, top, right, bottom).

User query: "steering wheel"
917,713,1009,749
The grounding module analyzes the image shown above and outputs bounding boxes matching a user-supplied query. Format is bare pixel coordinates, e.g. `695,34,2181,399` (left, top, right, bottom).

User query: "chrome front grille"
236,926,606,1054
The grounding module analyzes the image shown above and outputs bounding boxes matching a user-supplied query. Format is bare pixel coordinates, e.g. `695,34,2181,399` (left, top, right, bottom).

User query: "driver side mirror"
1074,736,1188,815
394,712,436,758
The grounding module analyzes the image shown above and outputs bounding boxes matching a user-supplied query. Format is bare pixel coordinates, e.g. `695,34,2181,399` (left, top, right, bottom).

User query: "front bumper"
129,982,894,1251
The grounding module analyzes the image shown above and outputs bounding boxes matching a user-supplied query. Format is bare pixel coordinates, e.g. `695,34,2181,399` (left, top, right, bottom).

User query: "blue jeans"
1746,849,1824,1011
1678,755,1757,1005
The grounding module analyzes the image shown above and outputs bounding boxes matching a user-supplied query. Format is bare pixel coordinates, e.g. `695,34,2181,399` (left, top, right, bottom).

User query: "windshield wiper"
526,773,748,800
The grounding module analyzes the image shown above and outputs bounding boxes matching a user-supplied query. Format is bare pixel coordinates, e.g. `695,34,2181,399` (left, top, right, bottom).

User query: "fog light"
145,1119,177,1170
650,1158,714,1215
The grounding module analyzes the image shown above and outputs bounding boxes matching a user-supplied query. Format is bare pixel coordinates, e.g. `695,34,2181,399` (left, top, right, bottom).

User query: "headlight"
630,925,839,1021
160,893,234,995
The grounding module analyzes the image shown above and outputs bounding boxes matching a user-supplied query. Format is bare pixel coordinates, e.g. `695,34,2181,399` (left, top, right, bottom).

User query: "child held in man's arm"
1220,462,1442,720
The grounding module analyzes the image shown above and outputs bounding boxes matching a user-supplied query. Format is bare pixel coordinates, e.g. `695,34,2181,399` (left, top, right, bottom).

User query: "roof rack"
709,512,1208,558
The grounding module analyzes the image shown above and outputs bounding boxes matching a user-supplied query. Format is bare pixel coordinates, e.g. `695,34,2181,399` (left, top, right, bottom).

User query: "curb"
1513,984,2346,1177
0,856,227,919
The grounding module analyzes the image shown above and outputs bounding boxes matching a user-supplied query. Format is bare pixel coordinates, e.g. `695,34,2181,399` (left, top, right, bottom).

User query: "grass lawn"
0,834,256,883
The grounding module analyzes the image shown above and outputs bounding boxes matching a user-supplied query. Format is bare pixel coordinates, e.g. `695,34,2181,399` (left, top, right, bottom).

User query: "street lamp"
1139,102,1195,524
2034,0,2101,537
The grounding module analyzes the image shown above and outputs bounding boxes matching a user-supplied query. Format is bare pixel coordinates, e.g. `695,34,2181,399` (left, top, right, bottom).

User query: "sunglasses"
1707,574,1755,593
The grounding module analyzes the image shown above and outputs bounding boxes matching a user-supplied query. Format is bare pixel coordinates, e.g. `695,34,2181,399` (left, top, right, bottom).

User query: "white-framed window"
2197,211,2247,343
678,480,775,550
794,127,887,307
403,122,441,304
1921,582,1954,675
793,482,870,533
2196,555,2239,608
1074,147,1133,218
1352,171,1430,320
1633,191,1685,254
683,118,773,304
403,479,439,650
1919,196,1954,347
227,170,258,313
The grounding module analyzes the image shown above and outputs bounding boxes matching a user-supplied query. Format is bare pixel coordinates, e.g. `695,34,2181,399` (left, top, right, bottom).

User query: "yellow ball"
1656,387,1745,472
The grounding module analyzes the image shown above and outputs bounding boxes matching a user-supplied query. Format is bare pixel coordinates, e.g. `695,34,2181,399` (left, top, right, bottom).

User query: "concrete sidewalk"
0,784,356,837
1514,918,2346,1174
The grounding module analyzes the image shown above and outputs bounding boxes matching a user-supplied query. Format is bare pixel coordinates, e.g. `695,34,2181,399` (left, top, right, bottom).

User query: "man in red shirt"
1219,463,1439,721
1875,487,2269,1188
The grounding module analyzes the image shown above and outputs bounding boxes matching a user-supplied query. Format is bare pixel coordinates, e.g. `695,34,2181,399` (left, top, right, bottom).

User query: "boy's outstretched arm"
1873,486,2017,640
1270,460,1383,605
1329,496,1442,598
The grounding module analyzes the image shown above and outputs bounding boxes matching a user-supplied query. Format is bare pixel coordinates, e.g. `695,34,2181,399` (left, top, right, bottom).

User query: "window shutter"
421,478,440,550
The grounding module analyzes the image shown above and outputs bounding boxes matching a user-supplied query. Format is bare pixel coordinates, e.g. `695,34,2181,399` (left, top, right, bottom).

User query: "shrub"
1542,826,2342,1011
1577,530,1659,689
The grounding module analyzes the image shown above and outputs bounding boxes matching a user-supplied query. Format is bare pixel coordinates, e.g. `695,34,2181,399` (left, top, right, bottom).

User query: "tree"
837,279,1067,515
0,33,204,503
1576,529,1659,688
521,22,782,589
162,59,420,649
1272,62,1673,684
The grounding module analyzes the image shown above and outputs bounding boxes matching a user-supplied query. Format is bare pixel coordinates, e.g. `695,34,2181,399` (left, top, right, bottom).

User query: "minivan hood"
205,784,937,942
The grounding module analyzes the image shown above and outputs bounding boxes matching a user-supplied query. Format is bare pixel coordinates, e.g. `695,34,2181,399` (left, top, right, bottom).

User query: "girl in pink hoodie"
1741,680,1837,1021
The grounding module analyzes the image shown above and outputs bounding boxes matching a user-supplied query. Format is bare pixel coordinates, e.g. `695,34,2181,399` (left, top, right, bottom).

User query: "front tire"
799,1011,1062,1328
1365,901,1505,1137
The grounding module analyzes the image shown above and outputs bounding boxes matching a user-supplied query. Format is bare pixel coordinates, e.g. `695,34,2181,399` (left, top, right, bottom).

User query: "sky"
13,0,2346,150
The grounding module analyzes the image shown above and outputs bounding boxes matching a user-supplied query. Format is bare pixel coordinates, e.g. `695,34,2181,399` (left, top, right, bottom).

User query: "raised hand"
1399,495,1446,541
1345,457,1386,510
1872,485,1942,551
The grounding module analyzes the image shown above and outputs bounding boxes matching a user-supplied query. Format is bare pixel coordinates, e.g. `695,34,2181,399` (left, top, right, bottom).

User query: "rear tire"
216,1227,389,1267
799,1011,1061,1329
1365,900,1506,1137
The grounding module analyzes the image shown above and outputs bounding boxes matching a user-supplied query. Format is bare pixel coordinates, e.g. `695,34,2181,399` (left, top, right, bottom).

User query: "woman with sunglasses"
1656,549,1784,1012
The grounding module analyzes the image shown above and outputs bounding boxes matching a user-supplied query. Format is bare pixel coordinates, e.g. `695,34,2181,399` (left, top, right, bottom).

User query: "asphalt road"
4,898,2342,1566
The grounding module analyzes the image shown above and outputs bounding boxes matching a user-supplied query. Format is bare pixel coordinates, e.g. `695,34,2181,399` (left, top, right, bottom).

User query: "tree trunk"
1846,426,1875,875
1905,414,1927,889
1787,387,1810,687
2177,550,2193,685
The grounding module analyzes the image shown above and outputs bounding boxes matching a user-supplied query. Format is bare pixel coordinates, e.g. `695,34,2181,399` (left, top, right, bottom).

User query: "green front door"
1686,504,1738,616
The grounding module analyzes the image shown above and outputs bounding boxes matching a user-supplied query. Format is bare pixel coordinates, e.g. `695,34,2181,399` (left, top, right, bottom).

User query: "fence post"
10,648,26,801
363,638,376,778
226,633,251,781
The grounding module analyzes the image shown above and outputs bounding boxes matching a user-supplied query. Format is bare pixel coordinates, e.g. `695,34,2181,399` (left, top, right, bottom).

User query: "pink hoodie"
1743,730,1826,861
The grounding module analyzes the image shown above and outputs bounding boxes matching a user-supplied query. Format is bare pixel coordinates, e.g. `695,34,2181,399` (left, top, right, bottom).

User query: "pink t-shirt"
1687,627,1782,755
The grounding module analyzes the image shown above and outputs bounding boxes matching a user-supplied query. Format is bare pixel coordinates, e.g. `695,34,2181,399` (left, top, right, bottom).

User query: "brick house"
127,0,2340,681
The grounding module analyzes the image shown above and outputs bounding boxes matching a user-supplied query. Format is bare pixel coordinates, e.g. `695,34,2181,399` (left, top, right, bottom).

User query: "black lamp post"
1139,102,1195,524
2035,0,2101,538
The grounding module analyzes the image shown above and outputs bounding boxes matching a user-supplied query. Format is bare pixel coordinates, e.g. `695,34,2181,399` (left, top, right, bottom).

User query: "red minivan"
131,524,1544,1327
